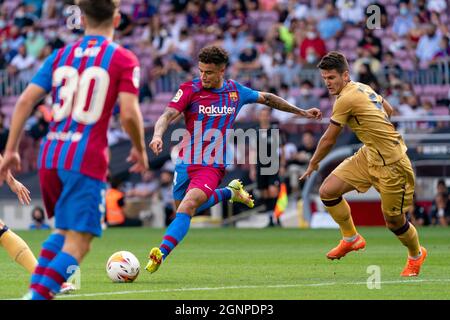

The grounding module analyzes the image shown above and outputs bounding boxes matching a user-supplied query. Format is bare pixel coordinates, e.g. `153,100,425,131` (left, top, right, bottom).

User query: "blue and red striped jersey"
31,35,140,181
168,79,259,167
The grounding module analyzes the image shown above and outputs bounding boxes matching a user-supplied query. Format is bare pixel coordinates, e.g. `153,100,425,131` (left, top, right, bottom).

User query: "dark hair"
110,176,123,189
198,46,229,66
300,80,314,88
32,206,45,219
77,0,119,26
317,51,349,74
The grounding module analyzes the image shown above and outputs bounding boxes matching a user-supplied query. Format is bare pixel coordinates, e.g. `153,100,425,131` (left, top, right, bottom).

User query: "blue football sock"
196,188,232,213
30,233,65,292
31,251,78,300
160,213,191,259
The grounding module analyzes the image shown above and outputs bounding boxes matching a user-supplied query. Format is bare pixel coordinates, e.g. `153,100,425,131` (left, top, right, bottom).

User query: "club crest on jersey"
229,91,238,101
199,105,235,116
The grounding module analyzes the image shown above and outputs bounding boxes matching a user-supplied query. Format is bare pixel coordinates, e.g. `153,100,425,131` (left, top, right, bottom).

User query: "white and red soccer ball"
106,251,140,283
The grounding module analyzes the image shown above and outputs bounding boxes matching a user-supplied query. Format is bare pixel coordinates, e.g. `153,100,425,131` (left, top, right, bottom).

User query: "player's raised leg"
195,179,254,213
319,174,366,260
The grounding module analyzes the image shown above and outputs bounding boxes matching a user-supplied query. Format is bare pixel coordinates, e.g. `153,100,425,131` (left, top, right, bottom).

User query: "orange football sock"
322,196,357,238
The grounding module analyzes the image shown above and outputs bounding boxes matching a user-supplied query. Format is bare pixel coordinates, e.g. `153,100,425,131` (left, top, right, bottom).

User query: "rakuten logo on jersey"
199,105,235,116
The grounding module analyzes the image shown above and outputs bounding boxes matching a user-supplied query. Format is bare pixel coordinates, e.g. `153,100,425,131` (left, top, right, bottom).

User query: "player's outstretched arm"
256,92,322,120
149,107,180,155
119,92,149,173
0,84,47,182
300,123,342,180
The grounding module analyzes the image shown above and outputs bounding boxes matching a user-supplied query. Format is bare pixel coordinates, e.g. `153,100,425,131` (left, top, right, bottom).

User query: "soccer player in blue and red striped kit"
146,46,322,273
0,0,148,299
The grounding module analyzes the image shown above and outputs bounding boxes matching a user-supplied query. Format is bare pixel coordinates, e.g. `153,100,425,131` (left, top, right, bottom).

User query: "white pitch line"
5,278,449,300
49,278,450,299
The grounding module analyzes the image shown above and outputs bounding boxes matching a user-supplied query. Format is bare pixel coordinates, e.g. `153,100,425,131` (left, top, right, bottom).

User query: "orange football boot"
401,246,427,277
326,234,366,260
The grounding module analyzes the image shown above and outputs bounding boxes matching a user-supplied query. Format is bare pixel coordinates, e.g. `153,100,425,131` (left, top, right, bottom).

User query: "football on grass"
106,251,140,283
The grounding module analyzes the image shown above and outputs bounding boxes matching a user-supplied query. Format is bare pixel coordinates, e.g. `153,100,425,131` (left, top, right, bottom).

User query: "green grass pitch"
1,227,449,300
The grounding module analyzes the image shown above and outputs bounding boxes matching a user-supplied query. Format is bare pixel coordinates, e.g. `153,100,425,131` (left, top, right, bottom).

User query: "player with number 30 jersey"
32,35,139,181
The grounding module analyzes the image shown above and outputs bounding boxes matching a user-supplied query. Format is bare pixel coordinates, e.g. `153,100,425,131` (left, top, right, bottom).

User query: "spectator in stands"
407,194,430,226
271,84,296,123
356,62,380,92
286,130,317,193
383,51,403,80
353,47,381,78
23,0,44,18
310,0,327,21
13,3,36,28
164,9,186,43
427,0,447,13
7,44,36,83
397,93,422,121
0,112,9,153
279,52,301,87
29,206,51,230
335,0,367,25
0,12,9,37
200,1,220,26
116,11,134,38
126,170,159,199
172,27,194,72
295,80,320,110
416,24,442,67
223,26,247,64
416,100,437,130
186,1,202,29
233,40,262,77
430,192,450,226
6,25,25,60
358,28,383,61
299,23,326,65
41,0,62,20
24,25,46,59
317,3,343,41
431,36,450,63
392,1,415,37
46,27,65,50
35,44,53,70
132,0,158,26
106,177,143,227
141,15,175,57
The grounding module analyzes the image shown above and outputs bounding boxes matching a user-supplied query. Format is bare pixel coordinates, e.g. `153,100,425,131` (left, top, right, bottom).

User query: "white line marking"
49,278,450,299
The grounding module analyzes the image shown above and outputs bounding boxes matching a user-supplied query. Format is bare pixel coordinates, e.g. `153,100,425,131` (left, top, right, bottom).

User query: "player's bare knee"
178,199,199,214
319,184,337,200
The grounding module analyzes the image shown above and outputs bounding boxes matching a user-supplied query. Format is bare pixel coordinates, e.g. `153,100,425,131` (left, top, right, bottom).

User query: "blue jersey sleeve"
234,81,259,106
30,50,57,93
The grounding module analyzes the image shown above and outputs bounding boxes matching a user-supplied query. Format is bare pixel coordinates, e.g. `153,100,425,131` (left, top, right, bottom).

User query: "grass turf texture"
1,227,449,300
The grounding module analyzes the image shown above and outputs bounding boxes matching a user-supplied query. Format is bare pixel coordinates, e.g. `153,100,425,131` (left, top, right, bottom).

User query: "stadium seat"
345,28,363,40
433,106,449,115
